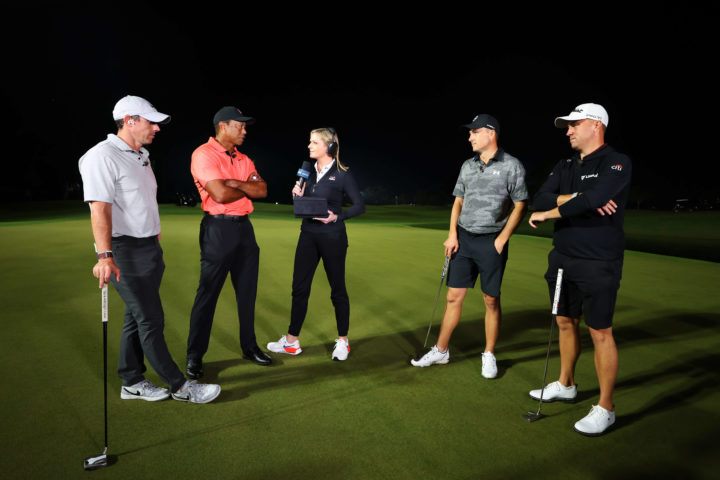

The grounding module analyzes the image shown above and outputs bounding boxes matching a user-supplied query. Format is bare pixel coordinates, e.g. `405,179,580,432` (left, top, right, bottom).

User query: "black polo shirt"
533,144,632,260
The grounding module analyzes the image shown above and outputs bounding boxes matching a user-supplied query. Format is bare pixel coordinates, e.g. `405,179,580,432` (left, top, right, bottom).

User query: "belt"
459,226,498,237
205,212,249,223
112,235,159,244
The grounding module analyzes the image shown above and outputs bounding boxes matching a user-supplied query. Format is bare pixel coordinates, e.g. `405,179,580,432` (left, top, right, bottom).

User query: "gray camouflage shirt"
453,149,528,234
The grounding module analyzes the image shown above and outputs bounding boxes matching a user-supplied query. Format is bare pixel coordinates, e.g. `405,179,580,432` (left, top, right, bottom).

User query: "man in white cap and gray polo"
78,95,221,404
528,103,632,435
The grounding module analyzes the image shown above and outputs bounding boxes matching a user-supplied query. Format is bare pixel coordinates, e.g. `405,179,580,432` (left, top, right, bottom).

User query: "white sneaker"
574,405,615,436
481,351,497,379
267,335,302,355
529,380,577,403
332,338,350,361
171,380,221,404
410,345,449,367
120,379,169,402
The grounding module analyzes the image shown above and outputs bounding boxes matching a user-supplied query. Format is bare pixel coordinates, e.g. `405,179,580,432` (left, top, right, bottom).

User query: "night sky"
4,6,716,208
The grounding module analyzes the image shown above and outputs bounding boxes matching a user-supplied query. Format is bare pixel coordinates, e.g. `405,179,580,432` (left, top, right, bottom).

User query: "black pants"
111,235,186,392
187,214,260,360
289,229,350,337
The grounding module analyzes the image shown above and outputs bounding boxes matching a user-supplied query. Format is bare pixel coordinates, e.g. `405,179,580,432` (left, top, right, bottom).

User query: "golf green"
1,204,718,479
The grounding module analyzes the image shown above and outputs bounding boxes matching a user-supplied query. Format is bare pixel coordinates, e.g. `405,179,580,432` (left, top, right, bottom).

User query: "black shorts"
545,249,623,330
446,228,508,297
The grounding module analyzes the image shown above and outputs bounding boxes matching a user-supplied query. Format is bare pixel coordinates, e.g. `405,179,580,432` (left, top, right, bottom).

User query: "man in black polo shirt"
527,103,631,436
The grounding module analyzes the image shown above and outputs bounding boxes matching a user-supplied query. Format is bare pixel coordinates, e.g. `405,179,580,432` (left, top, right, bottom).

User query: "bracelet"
97,251,113,260
571,192,578,199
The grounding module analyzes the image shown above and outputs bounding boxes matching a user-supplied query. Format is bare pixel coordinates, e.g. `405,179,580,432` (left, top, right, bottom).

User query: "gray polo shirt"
78,134,161,238
453,149,528,234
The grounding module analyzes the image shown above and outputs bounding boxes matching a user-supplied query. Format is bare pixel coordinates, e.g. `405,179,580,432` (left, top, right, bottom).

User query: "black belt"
205,212,249,223
112,235,159,244
459,226,498,237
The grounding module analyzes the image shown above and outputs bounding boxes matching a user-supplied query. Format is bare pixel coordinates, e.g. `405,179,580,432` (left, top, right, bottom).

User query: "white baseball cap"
554,103,608,128
112,95,171,124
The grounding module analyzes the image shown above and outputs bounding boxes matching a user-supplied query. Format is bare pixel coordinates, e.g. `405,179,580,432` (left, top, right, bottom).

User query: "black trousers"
111,235,186,392
187,214,260,360
289,229,350,337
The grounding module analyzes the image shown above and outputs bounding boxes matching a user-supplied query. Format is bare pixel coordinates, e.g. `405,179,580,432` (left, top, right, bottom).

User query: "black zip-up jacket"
301,162,365,233
533,144,632,260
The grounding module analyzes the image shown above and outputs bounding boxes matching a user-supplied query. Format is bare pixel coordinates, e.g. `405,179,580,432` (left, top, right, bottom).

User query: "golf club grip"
551,268,564,315
102,285,108,323
441,256,450,278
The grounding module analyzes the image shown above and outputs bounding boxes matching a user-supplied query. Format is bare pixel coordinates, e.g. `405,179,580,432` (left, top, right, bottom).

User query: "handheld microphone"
296,161,312,189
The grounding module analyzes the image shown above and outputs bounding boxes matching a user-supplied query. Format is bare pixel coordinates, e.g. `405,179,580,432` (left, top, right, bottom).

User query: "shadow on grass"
614,350,720,431
111,308,720,462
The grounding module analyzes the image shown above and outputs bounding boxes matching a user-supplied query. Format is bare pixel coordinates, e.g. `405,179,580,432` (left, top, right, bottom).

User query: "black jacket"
301,162,365,233
533,144,632,260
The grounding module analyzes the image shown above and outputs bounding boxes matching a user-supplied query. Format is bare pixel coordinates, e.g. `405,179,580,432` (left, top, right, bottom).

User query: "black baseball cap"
463,114,500,134
213,106,255,125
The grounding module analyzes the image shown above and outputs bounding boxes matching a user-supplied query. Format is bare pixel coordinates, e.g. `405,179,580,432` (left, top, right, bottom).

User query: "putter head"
84,453,108,470
522,411,546,423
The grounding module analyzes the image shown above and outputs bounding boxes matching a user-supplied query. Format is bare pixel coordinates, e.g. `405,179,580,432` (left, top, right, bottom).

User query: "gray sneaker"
120,379,170,402
171,380,221,404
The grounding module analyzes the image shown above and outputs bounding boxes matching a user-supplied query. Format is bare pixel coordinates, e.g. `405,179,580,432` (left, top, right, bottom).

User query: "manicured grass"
4,201,718,262
1,204,719,479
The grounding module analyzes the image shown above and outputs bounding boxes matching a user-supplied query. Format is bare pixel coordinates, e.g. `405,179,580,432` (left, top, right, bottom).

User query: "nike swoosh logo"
122,388,141,396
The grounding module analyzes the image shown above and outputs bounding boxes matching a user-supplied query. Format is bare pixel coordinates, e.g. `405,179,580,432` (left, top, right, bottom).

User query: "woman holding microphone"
268,127,365,360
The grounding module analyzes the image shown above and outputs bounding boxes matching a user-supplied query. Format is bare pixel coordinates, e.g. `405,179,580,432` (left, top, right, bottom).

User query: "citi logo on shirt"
581,173,599,181
329,176,336,181
611,164,623,171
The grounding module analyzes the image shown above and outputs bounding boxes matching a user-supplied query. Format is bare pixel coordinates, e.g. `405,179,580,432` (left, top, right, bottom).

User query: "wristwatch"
97,251,113,260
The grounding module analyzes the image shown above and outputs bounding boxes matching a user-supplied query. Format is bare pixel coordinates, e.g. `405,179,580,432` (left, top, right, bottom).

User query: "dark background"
3,6,716,208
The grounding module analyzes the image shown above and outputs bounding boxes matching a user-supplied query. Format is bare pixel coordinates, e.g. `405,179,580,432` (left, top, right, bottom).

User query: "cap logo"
574,108,583,113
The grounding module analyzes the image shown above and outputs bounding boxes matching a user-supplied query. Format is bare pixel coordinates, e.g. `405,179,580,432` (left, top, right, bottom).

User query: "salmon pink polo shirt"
191,137,259,216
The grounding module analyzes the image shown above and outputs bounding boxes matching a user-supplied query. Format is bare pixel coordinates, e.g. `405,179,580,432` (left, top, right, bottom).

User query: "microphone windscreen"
297,161,312,179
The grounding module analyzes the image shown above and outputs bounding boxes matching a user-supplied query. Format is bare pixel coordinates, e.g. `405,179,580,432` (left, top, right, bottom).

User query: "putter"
422,256,451,349
84,254,113,470
523,268,564,423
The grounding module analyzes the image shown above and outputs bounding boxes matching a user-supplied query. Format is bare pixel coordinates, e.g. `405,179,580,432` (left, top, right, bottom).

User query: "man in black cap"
185,106,272,379
412,114,528,378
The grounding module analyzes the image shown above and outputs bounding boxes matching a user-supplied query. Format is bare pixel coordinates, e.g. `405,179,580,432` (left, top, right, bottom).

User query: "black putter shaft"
524,268,564,422
423,256,451,349
84,282,111,470
103,287,108,453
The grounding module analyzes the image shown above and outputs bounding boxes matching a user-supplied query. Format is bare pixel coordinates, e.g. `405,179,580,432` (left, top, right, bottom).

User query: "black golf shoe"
186,358,203,379
243,347,272,366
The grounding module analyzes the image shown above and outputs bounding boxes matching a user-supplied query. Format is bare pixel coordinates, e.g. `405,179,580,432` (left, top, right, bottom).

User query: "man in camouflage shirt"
412,114,528,378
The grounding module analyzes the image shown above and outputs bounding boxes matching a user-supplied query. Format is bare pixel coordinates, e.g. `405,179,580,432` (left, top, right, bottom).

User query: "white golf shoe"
481,351,497,378
120,379,169,401
171,380,221,404
529,380,577,403
574,405,615,436
411,345,449,367
267,335,302,355
332,338,350,361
